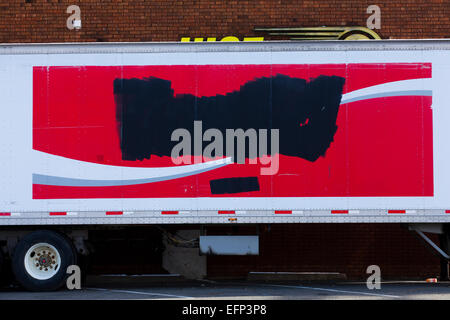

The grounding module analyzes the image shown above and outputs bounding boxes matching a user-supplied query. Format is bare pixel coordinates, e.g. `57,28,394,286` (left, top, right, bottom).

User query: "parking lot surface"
1,276,450,300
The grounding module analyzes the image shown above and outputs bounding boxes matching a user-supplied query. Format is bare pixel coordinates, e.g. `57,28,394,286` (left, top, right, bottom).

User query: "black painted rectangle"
210,177,260,194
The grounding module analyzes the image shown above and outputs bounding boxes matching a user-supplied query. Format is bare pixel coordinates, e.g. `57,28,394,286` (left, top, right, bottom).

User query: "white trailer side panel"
0,41,449,224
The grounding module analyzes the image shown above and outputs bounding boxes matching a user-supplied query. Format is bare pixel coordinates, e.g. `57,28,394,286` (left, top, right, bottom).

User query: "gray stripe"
33,162,229,187
341,90,432,104
2,39,450,55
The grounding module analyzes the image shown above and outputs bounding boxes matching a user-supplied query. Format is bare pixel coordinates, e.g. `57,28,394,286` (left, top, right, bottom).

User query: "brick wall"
207,224,441,280
0,0,449,43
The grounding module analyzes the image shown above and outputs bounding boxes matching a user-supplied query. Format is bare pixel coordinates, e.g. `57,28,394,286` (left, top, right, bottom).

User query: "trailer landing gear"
409,224,450,281
12,230,77,291
439,225,450,281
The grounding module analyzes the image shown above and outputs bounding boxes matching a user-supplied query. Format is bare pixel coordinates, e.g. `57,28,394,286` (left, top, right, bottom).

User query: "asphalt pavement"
1,276,450,300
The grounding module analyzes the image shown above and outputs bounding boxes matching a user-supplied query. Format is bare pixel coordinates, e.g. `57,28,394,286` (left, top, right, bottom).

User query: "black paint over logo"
113,74,345,162
210,177,260,195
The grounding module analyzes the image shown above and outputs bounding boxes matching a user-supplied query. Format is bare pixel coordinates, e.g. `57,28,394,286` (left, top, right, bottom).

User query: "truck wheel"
12,230,77,291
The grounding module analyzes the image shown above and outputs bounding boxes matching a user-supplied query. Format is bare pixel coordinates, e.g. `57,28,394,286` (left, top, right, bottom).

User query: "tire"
12,230,77,291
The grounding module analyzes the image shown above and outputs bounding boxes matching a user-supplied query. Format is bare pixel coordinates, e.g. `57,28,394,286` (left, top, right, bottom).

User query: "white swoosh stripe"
341,78,432,104
32,150,232,187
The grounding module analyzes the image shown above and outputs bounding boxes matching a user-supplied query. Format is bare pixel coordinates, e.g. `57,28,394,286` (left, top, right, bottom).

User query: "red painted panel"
32,63,433,199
